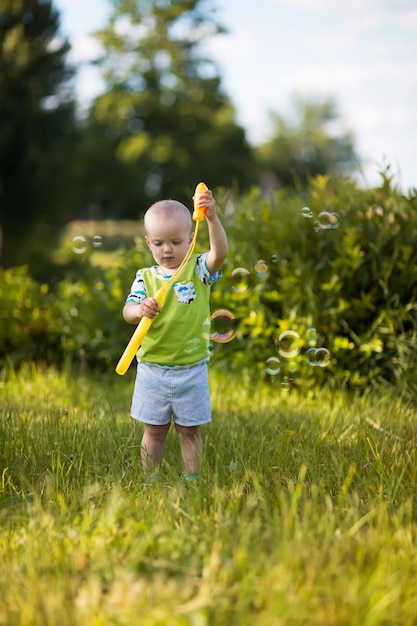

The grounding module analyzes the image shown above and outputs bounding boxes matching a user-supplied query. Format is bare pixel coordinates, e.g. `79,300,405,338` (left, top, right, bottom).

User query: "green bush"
0,249,146,371
210,172,417,396
2,172,417,397
0,266,60,366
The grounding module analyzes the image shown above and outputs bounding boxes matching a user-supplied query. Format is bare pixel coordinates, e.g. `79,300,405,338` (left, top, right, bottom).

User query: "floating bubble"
255,259,268,277
231,267,251,294
72,236,87,254
318,211,340,230
275,330,301,359
201,317,211,340
306,347,331,367
316,347,331,367
305,327,318,347
302,207,314,218
92,235,103,248
281,376,293,392
306,348,317,366
265,356,281,376
184,337,202,354
330,212,340,228
210,309,237,343
271,254,279,264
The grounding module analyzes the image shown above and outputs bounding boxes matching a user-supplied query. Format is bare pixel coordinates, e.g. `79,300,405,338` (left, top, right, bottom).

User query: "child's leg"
174,424,202,475
141,423,170,472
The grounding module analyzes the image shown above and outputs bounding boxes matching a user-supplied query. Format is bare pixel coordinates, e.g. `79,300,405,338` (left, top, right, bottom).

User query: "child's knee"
144,423,170,441
175,424,201,440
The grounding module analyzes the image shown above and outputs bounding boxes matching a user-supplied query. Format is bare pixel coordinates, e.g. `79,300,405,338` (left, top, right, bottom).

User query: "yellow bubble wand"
115,182,208,375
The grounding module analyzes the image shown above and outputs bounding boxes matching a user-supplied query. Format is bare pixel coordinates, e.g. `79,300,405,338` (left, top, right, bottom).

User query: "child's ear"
145,236,150,248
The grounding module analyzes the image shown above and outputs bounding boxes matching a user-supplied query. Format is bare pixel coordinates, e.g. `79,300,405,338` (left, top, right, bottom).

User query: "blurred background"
56,0,417,191
1,0,416,276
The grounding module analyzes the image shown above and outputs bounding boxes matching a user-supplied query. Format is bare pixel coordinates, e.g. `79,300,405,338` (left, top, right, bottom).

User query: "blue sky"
54,0,417,191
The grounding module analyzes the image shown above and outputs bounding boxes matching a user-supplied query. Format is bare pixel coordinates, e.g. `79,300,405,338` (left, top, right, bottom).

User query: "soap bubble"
318,211,340,230
255,260,268,277
306,347,331,367
184,337,202,354
210,309,237,343
231,267,251,294
275,330,301,359
281,376,293,392
302,207,313,218
72,236,87,254
265,356,281,375
329,212,340,228
92,235,103,248
201,318,211,340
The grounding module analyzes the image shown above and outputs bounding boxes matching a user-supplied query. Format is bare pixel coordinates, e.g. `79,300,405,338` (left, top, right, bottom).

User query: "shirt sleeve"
125,270,147,304
196,252,222,287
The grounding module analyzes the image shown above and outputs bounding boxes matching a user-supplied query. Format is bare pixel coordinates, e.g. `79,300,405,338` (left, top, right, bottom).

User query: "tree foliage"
0,0,76,271
256,96,358,189
0,0,363,274
78,0,253,217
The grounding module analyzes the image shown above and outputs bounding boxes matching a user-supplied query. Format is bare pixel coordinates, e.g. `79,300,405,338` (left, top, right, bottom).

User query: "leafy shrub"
0,266,60,366
47,247,149,370
2,171,417,397
0,249,147,371
210,172,417,397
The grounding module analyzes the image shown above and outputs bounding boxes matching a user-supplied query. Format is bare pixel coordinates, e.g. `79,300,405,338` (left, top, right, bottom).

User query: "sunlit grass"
1,363,417,625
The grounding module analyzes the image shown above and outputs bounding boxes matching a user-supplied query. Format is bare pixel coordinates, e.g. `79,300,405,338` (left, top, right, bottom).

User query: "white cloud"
273,0,416,13
205,27,257,64
273,0,417,29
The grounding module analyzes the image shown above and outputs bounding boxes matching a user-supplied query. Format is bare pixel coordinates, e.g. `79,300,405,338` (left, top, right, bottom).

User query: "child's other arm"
122,298,161,324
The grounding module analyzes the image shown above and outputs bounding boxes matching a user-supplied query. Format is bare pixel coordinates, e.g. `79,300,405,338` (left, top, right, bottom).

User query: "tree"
80,0,253,217
0,0,77,272
256,96,358,189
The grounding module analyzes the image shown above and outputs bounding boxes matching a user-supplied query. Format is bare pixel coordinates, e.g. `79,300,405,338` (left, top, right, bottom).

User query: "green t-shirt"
126,253,222,366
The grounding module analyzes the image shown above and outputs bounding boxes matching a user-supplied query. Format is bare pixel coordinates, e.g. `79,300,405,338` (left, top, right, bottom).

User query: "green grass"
1,362,417,625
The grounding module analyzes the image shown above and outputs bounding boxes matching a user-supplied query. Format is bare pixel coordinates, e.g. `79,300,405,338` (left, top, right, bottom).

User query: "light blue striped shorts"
131,361,212,427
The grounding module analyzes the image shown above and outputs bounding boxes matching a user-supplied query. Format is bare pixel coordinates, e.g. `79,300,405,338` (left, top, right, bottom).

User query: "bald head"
144,199,194,271
144,199,192,235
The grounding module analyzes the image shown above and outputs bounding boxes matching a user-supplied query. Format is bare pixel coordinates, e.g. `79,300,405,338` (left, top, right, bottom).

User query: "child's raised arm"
195,188,228,274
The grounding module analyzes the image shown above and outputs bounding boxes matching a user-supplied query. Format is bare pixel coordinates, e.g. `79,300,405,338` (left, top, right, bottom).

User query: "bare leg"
141,423,171,472
174,424,202,475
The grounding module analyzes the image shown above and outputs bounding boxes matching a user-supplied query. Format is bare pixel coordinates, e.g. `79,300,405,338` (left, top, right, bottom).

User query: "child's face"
145,216,193,273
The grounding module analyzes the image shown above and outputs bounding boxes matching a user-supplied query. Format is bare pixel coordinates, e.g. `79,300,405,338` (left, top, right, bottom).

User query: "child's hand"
137,297,161,319
195,189,216,221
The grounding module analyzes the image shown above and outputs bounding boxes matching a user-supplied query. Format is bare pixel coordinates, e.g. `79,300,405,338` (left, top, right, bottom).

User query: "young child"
122,187,228,480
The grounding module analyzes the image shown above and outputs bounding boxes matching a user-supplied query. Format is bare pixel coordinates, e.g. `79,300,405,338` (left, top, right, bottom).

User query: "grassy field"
1,362,417,625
